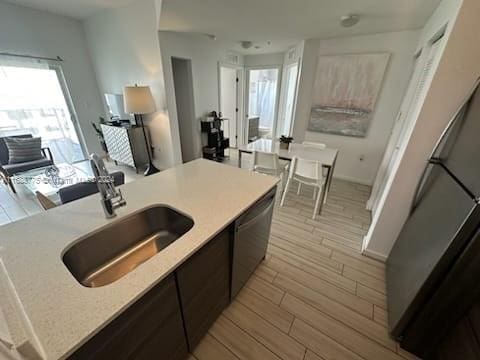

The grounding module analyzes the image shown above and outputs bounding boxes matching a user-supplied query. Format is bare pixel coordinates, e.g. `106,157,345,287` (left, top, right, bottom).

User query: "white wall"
0,1,105,155
292,30,420,185
159,32,244,160
83,0,178,169
363,0,480,259
244,53,285,67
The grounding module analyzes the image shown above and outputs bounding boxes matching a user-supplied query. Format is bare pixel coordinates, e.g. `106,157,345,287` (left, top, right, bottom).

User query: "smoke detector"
241,41,253,49
340,14,360,27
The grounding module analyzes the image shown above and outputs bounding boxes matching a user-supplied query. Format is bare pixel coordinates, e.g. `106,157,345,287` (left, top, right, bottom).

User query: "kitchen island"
0,159,278,360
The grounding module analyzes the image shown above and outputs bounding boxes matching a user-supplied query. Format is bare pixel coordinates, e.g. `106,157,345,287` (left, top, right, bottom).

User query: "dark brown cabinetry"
68,195,272,359
176,228,231,350
68,274,188,360
435,301,480,360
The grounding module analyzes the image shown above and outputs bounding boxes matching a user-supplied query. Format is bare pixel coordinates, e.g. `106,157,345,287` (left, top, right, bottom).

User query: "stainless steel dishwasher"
231,187,276,299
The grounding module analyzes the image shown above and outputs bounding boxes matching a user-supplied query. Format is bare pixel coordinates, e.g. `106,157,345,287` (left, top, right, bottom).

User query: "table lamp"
123,84,160,176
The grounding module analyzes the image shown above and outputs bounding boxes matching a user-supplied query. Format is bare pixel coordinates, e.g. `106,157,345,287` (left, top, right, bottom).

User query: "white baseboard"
361,247,387,262
365,198,374,210
332,174,372,186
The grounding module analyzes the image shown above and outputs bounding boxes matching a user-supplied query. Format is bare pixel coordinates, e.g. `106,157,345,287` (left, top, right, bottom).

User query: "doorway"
0,58,87,163
219,64,242,148
246,67,281,141
171,57,197,163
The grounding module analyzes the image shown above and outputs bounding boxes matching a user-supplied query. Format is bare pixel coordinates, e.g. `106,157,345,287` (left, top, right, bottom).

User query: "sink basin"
62,206,194,288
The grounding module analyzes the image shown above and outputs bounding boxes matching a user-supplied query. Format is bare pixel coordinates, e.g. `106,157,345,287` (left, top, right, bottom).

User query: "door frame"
277,60,300,138
48,63,89,161
367,28,446,213
218,62,244,148
244,65,283,144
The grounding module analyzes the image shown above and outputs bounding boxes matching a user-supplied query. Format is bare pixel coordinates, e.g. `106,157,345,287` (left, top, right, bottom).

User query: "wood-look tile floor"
190,176,417,360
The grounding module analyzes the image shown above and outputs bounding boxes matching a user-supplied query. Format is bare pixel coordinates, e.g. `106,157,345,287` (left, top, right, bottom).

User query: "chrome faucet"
90,153,126,218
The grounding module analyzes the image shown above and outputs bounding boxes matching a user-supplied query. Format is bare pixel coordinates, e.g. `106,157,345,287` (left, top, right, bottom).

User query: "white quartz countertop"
0,159,277,360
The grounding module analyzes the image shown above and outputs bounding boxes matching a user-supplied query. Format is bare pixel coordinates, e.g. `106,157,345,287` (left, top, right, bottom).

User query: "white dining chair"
298,141,327,198
280,157,326,219
252,150,289,191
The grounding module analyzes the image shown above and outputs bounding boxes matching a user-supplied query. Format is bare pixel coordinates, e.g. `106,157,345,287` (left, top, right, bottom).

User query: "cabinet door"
102,125,135,167
176,228,231,350
68,274,187,360
435,317,480,360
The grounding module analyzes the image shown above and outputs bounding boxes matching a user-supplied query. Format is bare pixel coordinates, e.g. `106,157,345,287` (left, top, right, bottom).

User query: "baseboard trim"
332,174,372,186
361,247,388,262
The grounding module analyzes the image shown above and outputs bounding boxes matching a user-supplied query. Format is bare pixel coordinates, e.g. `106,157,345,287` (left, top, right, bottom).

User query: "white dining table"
238,139,338,213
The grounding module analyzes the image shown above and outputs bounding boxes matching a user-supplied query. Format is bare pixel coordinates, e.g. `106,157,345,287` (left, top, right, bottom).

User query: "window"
0,56,86,163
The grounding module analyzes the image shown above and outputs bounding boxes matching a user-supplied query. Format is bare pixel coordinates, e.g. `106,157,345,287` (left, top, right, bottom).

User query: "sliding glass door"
246,67,281,141
0,57,86,163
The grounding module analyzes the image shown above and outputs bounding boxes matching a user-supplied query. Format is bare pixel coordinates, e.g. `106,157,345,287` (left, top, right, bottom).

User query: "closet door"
369,34,445,215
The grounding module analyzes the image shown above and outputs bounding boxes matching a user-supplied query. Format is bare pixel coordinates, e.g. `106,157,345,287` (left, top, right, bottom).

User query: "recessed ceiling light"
340,14,360,27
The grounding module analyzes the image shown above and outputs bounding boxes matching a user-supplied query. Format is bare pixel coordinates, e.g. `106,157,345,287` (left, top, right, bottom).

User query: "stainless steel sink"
62,206,194,288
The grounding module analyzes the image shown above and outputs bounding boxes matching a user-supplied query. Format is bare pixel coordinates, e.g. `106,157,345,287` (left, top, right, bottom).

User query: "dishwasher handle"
236,196,275,233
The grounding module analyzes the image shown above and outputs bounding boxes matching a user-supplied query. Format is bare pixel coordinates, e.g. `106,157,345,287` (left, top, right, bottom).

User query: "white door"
246,67,281,140
219,66,238,148
368,35,445,214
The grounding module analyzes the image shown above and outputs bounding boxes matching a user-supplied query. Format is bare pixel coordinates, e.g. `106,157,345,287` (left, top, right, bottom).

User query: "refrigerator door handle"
429,77,480,160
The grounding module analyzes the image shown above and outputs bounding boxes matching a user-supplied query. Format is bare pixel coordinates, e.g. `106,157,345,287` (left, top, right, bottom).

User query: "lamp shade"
123,85,156,114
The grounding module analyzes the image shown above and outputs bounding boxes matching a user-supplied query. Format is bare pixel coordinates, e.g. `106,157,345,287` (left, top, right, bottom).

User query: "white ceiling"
4,0,135,19
160,0,442,53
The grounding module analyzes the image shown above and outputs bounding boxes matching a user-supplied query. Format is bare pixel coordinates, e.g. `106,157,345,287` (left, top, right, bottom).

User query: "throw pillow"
4,137,43,164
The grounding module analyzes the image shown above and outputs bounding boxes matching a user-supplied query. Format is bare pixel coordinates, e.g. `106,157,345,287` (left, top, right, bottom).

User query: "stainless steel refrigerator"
387,80,480,358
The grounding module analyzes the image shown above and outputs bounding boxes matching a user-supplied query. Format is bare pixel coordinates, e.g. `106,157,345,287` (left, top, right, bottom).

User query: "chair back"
0,134,33,165
252,151,280,174
289,157,323,183
59,171,125,204
302,141,326,150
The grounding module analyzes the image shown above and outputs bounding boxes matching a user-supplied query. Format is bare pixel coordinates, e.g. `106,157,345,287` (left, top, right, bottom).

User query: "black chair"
58,171,125,204
0,134,54,193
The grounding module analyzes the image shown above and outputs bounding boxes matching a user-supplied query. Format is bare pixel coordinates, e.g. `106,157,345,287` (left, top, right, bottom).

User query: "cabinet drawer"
176,228,231,350
68,274,187,360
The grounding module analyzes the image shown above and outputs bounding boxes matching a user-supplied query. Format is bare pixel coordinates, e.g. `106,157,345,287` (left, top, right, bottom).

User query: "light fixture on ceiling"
340,14,360,28
241,41,253,49
206,34,217,40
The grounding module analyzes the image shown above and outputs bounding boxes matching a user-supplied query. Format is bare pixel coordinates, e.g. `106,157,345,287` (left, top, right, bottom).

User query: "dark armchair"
0,134,54,193
58,171,125,204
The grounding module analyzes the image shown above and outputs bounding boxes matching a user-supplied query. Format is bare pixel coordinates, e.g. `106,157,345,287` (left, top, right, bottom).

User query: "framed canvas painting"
308,53,390,137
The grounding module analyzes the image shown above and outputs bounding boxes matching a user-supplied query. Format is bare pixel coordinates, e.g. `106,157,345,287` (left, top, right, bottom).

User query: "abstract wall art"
308,53,390,137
